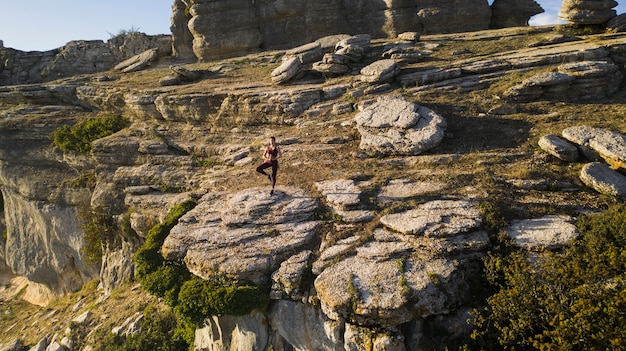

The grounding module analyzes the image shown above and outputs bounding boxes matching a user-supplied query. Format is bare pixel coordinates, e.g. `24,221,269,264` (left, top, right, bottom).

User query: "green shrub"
51,114,128,153
79,205,116,267
176,275,269,326
134,199,197,280
468,204,626,350
140,263,190,306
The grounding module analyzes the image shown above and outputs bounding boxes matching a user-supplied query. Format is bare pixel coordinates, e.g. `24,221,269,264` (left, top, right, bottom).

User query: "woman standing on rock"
256,136,282,195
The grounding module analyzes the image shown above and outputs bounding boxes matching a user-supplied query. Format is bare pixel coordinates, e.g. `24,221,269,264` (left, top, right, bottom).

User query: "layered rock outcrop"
558,0,618,25
2,25,626,350
490,0,544,28
176,0,493,61
0,33,171,85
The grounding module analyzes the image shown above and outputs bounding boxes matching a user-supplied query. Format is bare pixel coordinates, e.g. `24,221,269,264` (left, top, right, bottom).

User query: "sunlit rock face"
176,0,492,60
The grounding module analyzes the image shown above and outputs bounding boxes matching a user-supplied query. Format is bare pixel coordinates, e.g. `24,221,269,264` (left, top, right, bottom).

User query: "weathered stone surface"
559,0,618,24
377,179,447,204
538,134,580,162
285,42,324,65
315,179,374,223
268,300,343,350
162,187,319,285
179,1,491,60
270,250,314,300
507,215,579,250
335,35,371,62
170,0,195,60
315,251,468,327
355,95,446,156
113,48,158,73
0,339,23,351
344,324,405,351
271,57,303,84
195,312,269,351
315,179,362,210
359,59,401,83
607,13,626,31
504,61,622,102
398,32,420,42
562,126,626,170
490,0,544,28
580,162,626,198
380,200,482,237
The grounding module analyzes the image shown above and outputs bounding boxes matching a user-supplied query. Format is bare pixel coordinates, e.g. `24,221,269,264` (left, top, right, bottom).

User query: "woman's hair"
270,136,276,142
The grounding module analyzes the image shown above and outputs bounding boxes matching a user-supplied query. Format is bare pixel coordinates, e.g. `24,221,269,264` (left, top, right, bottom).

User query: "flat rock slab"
378,179,447,203
162,187,320,285
315,179,362,210
315,252,465,327
380,200,482,237
355,95,447,156
507,215,579,250
580,162,626,198
538,134,580,162
563,126,626,170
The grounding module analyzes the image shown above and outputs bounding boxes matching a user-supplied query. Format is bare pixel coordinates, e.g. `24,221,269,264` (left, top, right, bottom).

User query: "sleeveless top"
266,147,278,160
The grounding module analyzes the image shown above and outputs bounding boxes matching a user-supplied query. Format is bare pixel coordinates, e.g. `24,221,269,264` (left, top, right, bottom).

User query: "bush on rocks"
133,199,269,349
469,203,626,349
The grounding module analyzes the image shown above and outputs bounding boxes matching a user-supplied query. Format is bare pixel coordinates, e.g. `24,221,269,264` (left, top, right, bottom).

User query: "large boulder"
315,199,487,327
562,126,626,171
504,61,623,102
558,0,618,24
538,134,580,162
161,187,320,285
178,0,492,60
354,95,447,156
607,13,626,31
580,162,626,198
490,0,544,28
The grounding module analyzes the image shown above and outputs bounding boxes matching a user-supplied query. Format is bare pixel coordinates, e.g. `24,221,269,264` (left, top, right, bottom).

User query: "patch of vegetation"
51,114,128,153
79,205,117,268
98,305,184,351
133,199,269,350
108,26,142,39
467,203,626,350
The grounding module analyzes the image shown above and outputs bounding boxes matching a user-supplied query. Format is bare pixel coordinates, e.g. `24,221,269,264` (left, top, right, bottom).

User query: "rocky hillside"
1,24,626,350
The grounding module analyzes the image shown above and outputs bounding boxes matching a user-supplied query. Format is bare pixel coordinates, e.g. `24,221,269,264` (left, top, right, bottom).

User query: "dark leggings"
256,160,278,188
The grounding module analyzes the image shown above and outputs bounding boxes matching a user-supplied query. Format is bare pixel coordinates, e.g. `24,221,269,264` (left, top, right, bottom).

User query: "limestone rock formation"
607,13,626,31
507,215,579,250
504,60,623,102
538,126,626,199
177,0,492,60
354,95,447,156
170,0,195,60
490,0,544,28
558,0,618,25
538,134,580,162
562,125,626,171
0,33,171,85
580,162,626,198
113,48,159,73
161,187,320,285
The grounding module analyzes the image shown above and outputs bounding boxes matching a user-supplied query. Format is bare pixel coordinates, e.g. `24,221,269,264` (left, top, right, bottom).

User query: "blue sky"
0,0,624,51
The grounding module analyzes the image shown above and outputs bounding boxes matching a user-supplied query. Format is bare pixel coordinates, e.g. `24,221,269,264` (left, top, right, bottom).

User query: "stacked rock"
311,34,371,77
538,126,626,199
491,0,544,28
607,13,626,31
558,0,618,25
504,60,623,102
